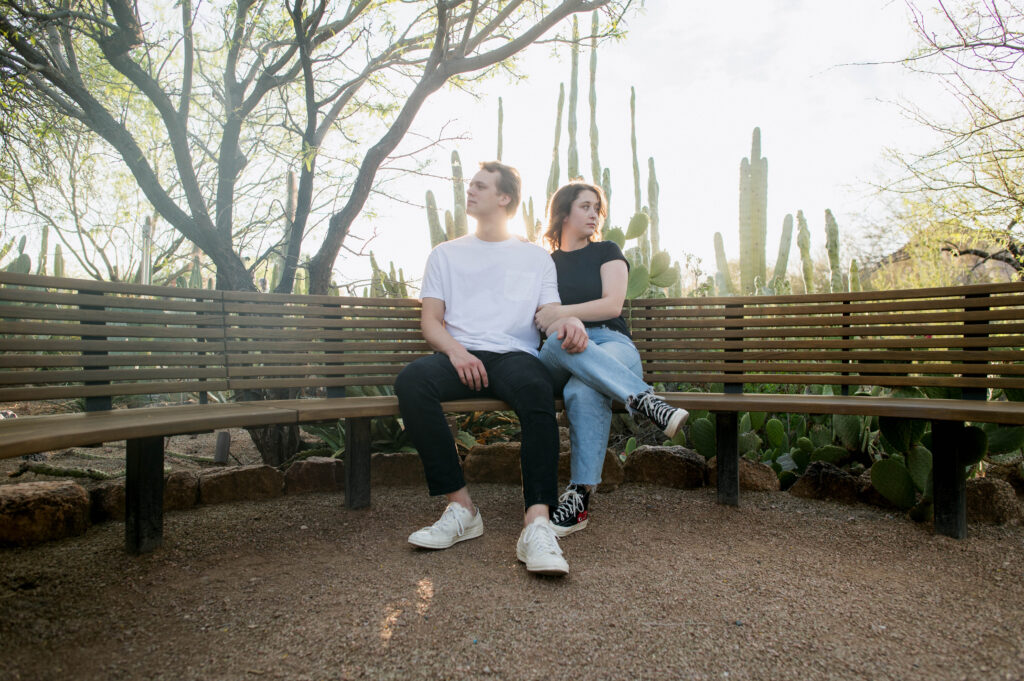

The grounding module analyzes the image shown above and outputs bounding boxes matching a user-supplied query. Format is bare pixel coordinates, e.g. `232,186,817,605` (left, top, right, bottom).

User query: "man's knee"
395,359,433,400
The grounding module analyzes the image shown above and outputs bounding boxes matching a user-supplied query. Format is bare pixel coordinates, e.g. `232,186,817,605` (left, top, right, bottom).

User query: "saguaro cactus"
37,226,48,275
738,128,768,294
497,97,503,161
601,168,612,231
647,158,660,254
714,232,735,295
768,213,793,293
547,83,566,203
825,209,843,293
797,209,813,294
567,16,580,180
630,87,641,214
588,11,601,184
426,190,445,247
451,151,467,238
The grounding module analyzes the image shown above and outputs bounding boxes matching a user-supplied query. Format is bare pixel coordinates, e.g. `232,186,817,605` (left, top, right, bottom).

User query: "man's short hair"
479,161,521,217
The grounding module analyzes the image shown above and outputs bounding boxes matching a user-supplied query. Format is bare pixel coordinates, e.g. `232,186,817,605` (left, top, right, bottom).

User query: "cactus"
588,11,601,184
738,128,768,294
451,151,467,238
3,235,30,273
849,259,862,293
796,209,813,294
444,210,455,241
713,232,735,295
522,197,540,242
648,158,660,254
567,16,580,180
768,213,793,292
825,209,843,293
546,83,566,204
630,86,641,214
497,96,503,161
189,255,202,288
601,168,612,231
425,191,445,247
53,244,64,278
690,417,716,459
871,458,918,510
37,226,48,275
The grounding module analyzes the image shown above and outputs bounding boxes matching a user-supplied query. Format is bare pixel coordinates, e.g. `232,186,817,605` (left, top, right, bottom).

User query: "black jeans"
394,351,559,510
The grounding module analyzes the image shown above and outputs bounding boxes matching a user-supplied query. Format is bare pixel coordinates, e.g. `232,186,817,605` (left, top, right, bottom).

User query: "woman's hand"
535,303,564,331
546,317,588,353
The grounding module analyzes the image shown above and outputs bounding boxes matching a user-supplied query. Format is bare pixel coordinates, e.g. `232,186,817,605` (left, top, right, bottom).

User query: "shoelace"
633,392,675,429
432,504,467,537
551,489,584,525
523,521,563,556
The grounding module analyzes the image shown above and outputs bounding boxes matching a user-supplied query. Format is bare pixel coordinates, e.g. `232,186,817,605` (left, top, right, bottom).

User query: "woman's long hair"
542,181,608,252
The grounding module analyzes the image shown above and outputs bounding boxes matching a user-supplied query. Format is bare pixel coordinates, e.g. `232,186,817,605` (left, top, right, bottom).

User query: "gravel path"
2,484,1023,681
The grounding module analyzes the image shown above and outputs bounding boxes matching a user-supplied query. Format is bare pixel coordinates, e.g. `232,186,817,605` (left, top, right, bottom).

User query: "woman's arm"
535,259,627,329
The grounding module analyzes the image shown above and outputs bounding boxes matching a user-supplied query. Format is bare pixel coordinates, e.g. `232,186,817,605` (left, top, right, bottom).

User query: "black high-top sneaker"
627,390,689,438
549,483,590,537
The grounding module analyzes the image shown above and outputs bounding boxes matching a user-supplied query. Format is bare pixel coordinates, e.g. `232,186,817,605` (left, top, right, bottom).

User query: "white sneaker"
516,517,569,576
408,502,483,549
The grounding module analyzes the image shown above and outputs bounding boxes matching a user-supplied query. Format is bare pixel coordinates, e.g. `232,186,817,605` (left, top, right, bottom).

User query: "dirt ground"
2,430,1024,681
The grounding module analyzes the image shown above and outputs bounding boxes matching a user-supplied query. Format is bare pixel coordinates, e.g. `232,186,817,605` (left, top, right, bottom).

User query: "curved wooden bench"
3,271,1024,552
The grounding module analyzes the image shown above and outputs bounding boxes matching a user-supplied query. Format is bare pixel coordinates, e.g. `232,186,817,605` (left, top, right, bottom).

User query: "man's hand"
548,317,588,353
534,303,564,331
447,347,488,390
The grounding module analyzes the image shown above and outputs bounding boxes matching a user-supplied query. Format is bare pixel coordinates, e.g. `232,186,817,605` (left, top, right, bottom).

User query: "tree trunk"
246,424,302,467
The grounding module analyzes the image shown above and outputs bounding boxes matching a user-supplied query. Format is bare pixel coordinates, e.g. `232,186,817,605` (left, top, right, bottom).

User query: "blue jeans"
539,326,651,486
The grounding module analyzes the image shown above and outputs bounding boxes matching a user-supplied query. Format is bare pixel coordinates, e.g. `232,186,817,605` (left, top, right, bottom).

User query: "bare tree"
884,0,1024,276
0,0,633,294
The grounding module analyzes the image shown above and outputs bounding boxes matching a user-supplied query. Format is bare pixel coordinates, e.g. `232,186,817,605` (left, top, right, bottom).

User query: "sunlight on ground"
379,577,434,644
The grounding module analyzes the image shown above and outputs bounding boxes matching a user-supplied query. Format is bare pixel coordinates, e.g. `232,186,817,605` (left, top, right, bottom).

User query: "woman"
536,181,688,537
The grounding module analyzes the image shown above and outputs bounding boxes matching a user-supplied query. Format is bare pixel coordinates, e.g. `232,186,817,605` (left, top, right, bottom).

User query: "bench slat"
0,289,223,313
0,354,227,368
0,367,227,386
0,380,230,402
3,320,227,340
643,372,1024,388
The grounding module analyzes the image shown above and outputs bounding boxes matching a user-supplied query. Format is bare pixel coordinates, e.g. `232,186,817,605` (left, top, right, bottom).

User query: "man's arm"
421,297,488,390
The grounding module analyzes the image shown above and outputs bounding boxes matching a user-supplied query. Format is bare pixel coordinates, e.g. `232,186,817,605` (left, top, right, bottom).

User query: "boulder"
707,457,780,491
557,447,625,492
90,480,126,522
0,481,90,547
199,465,284,505
463,442,522,484
371,452,424,486
789,461,860,505
985,463,1024,498
285,456,343,494
623,445,706,489
967,477,1022,525
164,471,199,511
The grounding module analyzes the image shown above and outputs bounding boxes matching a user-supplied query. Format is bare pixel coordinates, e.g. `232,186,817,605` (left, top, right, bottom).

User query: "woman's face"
561,189,602,242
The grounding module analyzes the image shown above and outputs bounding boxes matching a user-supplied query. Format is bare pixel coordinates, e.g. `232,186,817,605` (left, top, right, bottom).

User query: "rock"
967,477,1022,525
464,442,522,484
985,463,1024,497
0,481,90,547
558,427,571,453
707,457,780,491
557,448,625,492
90,480,126,522
286,456,343,494
371,452,424,486
623,445,706,489
199,465,284,505
789,461,860,505
164,471,199,511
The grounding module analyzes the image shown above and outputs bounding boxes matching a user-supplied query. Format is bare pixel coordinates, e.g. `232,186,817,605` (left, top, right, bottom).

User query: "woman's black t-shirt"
550,240,631,338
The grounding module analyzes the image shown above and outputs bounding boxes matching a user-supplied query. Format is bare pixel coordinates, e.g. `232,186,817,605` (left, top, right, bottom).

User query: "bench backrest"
0,272,228,407
629,282,1024,394
3,271,1024,407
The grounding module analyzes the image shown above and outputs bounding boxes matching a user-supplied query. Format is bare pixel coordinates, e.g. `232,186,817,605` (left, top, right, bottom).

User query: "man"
395,161,587,576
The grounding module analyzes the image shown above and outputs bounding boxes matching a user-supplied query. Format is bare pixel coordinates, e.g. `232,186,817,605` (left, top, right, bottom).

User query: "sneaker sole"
408,522,483,550
550,517,588,538
662,408,689,439
516,548,569,576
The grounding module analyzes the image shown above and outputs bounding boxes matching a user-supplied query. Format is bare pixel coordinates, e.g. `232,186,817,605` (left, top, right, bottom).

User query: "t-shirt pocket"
504,269,537,302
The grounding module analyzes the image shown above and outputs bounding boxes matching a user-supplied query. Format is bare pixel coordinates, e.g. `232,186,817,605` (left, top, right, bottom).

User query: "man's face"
465,169,510,218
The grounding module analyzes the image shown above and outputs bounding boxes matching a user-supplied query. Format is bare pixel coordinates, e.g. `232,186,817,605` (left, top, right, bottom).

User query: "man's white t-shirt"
420,234,560,356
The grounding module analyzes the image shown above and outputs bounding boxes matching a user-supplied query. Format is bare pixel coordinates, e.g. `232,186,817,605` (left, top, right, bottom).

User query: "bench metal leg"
345,417,371,509
125,436,164,554
714,411,739,506
931,420,967,539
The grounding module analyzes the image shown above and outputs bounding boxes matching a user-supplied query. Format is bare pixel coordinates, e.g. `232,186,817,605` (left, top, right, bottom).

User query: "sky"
339,0,950,294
